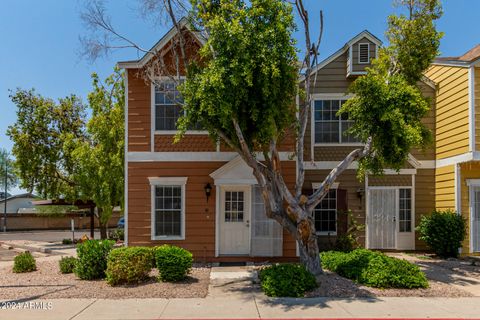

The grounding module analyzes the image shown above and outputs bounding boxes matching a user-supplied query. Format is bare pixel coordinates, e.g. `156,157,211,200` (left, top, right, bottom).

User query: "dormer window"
358,43,370,64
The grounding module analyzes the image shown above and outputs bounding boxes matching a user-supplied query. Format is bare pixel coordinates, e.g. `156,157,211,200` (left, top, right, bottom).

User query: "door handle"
246,220,250,227
393,216,396,222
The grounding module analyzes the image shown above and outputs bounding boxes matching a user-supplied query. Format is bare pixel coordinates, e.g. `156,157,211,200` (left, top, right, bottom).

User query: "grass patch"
321,249,428,289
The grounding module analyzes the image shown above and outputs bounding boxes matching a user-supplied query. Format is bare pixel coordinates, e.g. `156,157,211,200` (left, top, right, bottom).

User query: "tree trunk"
298,238,323,277
99,223,108,239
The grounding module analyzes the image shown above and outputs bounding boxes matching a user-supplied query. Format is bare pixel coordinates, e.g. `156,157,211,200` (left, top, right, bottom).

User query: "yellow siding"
475,67,480,151
426,65,470,159
459,162,480,255
435,165,455,210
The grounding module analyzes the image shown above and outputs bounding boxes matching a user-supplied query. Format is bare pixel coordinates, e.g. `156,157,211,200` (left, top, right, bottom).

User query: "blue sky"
0,0,478,194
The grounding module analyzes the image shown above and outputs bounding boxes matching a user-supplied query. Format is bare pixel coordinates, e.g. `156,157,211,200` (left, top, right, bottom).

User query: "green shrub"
62,238,73,245
418,210,466,258
258,263,317,297
334,210,364,252
13,251,36,273
74,239,115,280
59,256,77,274
106,247,154,285
154,245,193,282
321,249,428,289
108,229,125,241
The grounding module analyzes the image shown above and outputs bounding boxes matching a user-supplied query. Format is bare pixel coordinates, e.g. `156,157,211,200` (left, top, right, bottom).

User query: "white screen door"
473,189,480,252
219,187,250,255
368,189,396,249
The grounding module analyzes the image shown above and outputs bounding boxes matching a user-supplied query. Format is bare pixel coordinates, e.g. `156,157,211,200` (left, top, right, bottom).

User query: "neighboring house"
119,20,437,261
0,193,37,214
302,31,436,251
426,45,480,255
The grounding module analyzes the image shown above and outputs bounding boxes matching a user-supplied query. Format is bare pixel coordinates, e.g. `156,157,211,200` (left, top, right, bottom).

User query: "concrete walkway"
2,266,480,319
1,296,480,319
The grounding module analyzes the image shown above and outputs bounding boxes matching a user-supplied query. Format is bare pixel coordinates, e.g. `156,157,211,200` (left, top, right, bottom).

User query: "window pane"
399,188,412,233
314,189,337,233
154,185,183,237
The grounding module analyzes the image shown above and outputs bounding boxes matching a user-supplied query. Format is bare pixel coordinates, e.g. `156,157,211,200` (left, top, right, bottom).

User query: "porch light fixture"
204,183,212,202
356,188,364,200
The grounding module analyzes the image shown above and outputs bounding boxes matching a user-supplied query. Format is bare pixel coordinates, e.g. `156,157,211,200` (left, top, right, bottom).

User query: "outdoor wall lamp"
356,188,364,200
204,183,212,203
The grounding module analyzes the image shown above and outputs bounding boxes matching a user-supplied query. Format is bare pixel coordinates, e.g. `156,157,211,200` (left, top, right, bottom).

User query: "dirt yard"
0,260,210,300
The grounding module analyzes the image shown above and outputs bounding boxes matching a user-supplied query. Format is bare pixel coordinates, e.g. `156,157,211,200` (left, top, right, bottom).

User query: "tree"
0,149,17,199
80,0,442,275
7,69,124,238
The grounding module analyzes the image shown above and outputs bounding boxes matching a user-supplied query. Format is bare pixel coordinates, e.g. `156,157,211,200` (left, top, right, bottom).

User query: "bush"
321,249,428,289
62,238,73,245
258,264,317,297
154,245,193,282
59,256,77,274
74,239,115,280
418,210,466,258
108,229,125,242
106,247,154,285
13,251,36,273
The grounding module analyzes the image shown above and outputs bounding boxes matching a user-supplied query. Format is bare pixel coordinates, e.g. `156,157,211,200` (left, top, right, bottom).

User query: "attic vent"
358,43,370,64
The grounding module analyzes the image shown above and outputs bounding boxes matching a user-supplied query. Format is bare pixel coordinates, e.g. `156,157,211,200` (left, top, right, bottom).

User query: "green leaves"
7,69,124,226
258,263,317,297
418,210,466,258
179,0,298,150
0,149,17,194
340,0,442,178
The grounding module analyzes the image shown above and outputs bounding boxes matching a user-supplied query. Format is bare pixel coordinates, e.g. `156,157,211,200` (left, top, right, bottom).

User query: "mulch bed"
0,261,210,300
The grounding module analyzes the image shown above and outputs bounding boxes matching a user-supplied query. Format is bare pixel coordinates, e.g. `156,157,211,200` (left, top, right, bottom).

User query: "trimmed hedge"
106,247,154,285
154,245,193,282
258,263,317,297
13,251,36,273
321,249,428,289
74,239,115,280
59,256,77,274
418,210,466,258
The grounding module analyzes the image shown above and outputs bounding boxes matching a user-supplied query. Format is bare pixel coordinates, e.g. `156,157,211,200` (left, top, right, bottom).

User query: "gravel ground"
305,270,473,298
0,261,210,300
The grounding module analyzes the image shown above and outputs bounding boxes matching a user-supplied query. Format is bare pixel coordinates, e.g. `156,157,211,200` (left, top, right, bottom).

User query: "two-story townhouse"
118,19,297,263
303,31,436,252
426,45,480,255
119,20,437,262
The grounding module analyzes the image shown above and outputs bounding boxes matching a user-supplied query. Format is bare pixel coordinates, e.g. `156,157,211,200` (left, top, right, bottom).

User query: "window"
155,81,183,131
154,81,203,131
224,191,244,222
358,43,370,64
314,189,337,234
399,188,412,232
314,100,359,144
149,177,187,240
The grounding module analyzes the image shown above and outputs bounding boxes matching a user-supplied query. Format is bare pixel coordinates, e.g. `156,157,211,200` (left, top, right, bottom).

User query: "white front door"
368,189,397,249
367,188,414,250
472,188,480,252
219,186,251,255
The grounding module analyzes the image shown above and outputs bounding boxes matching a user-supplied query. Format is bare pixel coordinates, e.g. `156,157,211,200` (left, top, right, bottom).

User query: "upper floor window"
314,99,360,144
154,81,203,131
155,81,183,131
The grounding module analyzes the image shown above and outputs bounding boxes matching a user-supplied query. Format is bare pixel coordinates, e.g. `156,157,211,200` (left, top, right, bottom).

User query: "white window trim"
311,97,361,146
149,177,188,240
358,43,370,64
312,183,338,236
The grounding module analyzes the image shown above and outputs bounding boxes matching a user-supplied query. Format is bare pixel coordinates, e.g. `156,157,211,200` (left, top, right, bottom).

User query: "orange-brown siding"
127,161,297,261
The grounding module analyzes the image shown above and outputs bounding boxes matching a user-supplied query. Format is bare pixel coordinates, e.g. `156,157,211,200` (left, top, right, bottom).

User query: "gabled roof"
305,30,382,79
433,44,480,67
117,17,206,69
